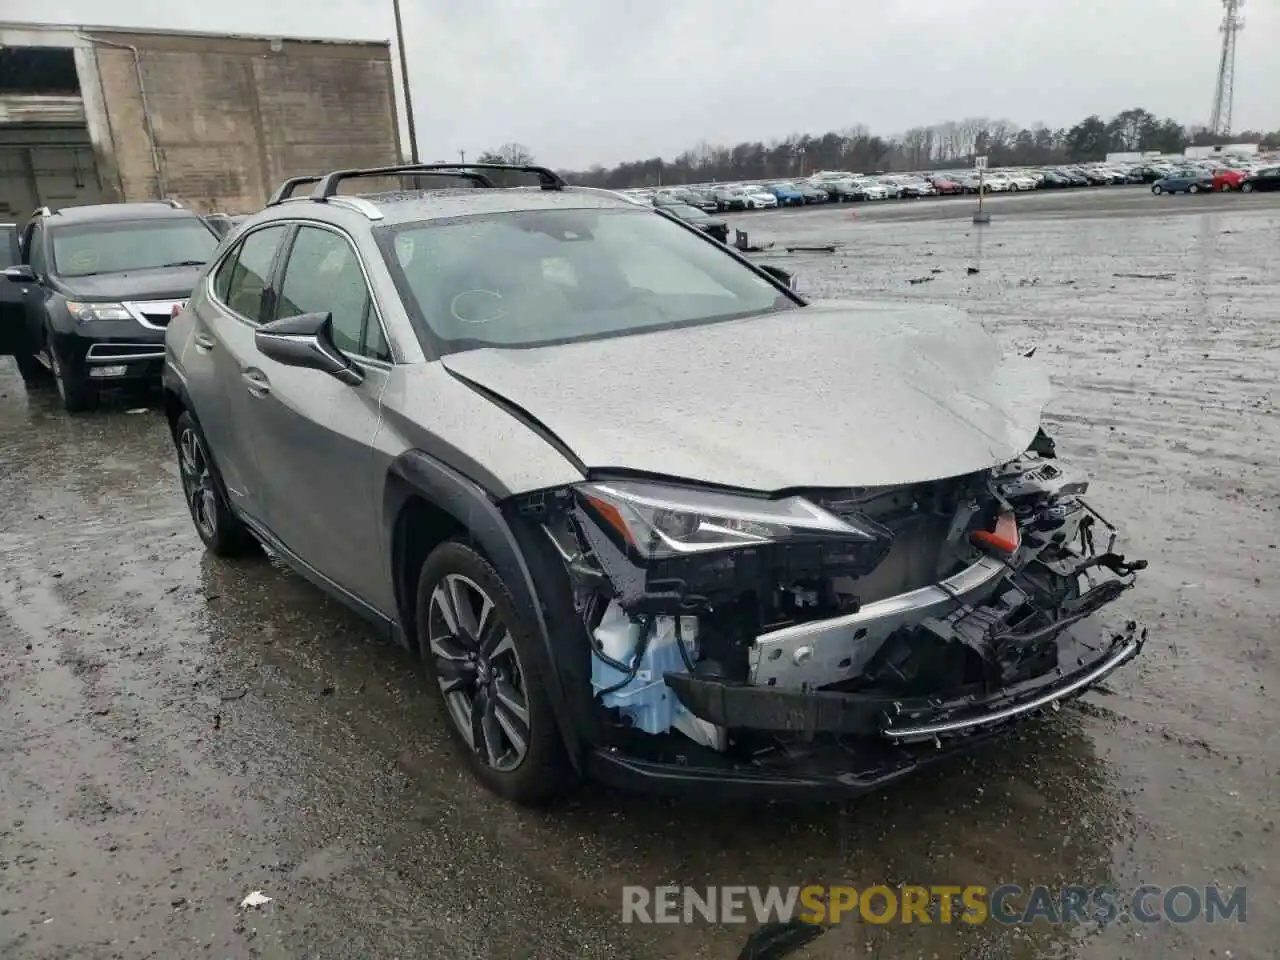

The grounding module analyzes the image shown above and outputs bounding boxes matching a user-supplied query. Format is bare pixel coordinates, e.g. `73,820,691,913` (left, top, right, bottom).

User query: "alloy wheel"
428,573,530,772
177,427,218,541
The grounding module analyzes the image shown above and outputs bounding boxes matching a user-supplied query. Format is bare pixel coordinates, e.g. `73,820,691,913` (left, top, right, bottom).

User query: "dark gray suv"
162,162,1146,805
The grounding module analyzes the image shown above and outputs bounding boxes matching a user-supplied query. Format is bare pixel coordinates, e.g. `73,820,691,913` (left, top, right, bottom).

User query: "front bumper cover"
586,617,1144,801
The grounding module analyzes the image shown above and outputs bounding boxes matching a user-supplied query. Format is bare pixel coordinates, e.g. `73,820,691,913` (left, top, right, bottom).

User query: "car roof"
271,184,638,227
37,201,197,226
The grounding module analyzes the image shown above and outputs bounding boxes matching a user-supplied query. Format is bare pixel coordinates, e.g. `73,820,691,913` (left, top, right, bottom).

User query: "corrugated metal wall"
88,31,402,213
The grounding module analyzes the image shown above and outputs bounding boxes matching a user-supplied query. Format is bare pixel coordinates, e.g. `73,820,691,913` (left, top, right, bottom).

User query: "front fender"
384,450,585,768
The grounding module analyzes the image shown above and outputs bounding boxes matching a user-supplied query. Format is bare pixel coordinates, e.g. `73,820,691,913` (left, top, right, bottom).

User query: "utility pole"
1208,0,1245,136
392,0,419,162
459,149,465,164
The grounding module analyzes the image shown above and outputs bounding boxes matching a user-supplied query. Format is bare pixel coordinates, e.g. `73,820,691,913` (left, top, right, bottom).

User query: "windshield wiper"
159,259,206,268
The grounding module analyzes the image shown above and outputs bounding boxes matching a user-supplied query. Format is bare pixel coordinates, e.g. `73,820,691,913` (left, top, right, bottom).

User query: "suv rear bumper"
585,618,1143,801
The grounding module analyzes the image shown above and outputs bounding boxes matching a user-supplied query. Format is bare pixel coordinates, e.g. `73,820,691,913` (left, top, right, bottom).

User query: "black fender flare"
384,450,584,769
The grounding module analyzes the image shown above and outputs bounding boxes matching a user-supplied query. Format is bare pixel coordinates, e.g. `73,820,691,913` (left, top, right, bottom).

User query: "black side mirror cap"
3,264,36,283
254,311,363,385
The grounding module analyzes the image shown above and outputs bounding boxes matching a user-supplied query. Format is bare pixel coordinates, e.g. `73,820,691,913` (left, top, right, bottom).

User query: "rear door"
243,223,394,610
186,224,290,519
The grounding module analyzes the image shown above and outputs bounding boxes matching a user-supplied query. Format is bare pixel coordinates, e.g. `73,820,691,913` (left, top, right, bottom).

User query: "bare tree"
477,142,536,166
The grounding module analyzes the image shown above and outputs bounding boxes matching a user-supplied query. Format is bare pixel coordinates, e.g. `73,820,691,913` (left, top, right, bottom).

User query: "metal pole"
392,0,419,163
459,149,465,164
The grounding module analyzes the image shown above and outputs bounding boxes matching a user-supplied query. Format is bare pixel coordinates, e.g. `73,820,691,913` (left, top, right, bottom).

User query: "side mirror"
758,264,797,290
3,264,36,283
254,311,363,385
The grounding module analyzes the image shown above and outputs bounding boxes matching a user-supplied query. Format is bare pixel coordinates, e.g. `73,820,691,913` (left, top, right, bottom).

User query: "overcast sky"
6,0,1277,169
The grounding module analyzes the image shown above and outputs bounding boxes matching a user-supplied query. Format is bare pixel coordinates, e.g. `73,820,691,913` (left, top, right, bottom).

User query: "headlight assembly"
577,480,880,560
66,301,133,323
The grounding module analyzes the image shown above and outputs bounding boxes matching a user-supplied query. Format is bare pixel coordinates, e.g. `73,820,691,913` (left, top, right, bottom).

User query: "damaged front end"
519,430,1147,798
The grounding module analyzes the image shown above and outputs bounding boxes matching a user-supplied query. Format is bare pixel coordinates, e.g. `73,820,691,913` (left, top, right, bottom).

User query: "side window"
27,224,46,277
277,226,381,358
220,226,288,322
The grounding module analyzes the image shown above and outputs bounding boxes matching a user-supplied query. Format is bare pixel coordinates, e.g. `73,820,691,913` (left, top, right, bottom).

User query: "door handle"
241,369,270,397
193,332,216,352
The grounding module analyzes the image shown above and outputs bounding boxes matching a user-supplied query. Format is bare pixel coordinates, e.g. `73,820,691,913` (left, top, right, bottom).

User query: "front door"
189,224,291,520
243,223,394,612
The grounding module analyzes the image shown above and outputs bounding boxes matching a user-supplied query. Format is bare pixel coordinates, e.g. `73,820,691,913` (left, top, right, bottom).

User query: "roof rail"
162,197,183,209
310,162,566,201
267,175,323,206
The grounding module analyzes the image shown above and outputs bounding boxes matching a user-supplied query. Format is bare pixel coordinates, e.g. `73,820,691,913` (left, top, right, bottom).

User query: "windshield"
50,219,217,278
375,207,793,353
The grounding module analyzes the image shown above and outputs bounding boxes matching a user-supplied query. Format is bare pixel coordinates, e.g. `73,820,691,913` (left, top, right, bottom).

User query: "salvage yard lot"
1,188,1277,960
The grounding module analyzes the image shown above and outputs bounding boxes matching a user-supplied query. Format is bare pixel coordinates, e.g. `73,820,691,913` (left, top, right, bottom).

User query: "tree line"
480,109,1280,190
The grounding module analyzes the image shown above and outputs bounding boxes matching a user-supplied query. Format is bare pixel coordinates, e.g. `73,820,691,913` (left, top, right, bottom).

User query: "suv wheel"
47,341,97,412
417,540,567,805
174,411,260,556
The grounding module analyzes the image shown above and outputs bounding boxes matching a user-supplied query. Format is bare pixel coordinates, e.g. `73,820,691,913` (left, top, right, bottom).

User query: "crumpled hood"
55,264,205,302
441,300,1052,491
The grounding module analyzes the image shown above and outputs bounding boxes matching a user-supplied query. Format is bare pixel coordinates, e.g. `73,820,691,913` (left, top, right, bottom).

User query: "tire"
1241,182,1253,193
13,351,52,386
1152,185,1163,195
1008,183,1019,192
47,338,97,412
173,410,260,557
1189,184,1200,194
417,539,568,805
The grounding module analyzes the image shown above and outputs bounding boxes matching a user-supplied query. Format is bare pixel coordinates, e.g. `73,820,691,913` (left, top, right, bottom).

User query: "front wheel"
417,540,568,805
47,339,97,412
1241,182,1254,193
1152,185,1163,195
174,411,260,556
1189,184,1200,194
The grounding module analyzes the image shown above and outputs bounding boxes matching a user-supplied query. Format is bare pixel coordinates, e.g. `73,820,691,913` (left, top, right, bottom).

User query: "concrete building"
0,23,403,216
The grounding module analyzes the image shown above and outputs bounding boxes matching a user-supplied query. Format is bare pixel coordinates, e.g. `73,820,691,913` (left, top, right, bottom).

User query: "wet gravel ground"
2,186,1277,959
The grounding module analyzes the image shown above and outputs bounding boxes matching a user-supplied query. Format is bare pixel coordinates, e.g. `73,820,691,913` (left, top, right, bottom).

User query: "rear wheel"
1152,185,1163,195
174,410,260,556
1241,182,1254,193
417,540,568,805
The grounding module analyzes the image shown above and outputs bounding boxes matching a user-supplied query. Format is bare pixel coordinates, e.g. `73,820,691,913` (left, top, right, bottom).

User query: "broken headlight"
577,480,879,560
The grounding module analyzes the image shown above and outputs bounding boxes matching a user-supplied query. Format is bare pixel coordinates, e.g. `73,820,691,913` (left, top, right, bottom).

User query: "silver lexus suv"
163,162,1147,805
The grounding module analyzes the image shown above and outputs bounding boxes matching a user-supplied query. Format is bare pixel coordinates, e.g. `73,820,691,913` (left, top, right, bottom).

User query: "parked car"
764,183,806,207
656,202,730,243
711,187,748,211
736,186,780,209
1003,173,1039,192
163,160,1146,805
1238,166,1280,193
2,200,220,410
1037,171,1074,189
796,183,830,204
683,190,720,213
1151,170,1215,195
809,178,859,201
929,176,963,195
1211,168,1247,192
